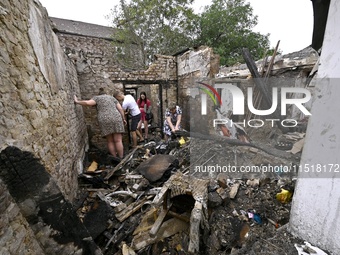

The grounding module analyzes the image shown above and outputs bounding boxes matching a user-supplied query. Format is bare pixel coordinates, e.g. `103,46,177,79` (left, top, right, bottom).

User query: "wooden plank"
105,147,140,180
149,206,171,237
188,201,203,254
260,54,268,77
264,40,280,81
115,196,152,222
132,217,190,251
241,48,272,108
241,47,288,133
152,184,170,205
229,183,240,199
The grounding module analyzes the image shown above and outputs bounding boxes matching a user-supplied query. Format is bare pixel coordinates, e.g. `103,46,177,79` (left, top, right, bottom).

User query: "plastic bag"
276,188,293,203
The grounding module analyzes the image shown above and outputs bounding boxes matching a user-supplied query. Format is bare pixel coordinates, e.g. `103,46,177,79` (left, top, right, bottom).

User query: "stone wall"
0,0,87,201
52,20,220,144
0,179,45,255
54,28,178,148
0,0,97,252
0,147,101,254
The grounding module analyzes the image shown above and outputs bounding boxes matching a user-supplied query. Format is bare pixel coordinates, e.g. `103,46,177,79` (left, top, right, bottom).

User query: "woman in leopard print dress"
74,88,126,158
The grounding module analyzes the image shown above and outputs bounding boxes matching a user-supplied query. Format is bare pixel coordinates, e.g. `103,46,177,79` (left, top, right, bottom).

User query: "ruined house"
0,0,218,253
1,0,339,254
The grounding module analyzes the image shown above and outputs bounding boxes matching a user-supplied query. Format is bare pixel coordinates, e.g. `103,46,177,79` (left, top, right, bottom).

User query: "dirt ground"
75,123,326,255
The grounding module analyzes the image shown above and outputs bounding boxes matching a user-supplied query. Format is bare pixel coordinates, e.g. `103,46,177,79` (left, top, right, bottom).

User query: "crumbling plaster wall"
290,1,340,254
0,0,87,201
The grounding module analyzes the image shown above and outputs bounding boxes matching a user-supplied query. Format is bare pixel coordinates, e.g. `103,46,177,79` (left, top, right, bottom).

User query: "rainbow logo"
197,82,222,115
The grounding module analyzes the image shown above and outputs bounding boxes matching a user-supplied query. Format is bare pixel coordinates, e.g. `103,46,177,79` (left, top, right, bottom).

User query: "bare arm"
74,95,96,106
116,102,127,125
175,114,182,130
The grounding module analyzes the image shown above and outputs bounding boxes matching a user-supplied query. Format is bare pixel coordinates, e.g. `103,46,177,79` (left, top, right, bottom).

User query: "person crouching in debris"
74,88,126,159
163,102,182,141
113,90,144,148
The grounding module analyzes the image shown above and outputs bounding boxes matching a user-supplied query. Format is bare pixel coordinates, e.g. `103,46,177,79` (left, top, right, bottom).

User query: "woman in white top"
113,91,144,148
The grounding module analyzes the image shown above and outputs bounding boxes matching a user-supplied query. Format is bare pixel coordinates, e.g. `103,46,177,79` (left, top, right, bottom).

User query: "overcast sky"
38,0,313,55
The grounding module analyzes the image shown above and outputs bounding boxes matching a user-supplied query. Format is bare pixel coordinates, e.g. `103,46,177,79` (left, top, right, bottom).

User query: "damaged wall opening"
122,82,166,146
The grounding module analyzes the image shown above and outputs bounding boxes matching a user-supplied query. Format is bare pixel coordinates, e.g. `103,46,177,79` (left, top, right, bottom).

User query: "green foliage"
111,0,199,67
110,0,270,67
196,0,270,66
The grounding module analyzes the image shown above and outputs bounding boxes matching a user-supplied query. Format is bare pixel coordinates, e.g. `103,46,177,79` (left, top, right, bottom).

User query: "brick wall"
0,179,45,255
55,29,178,148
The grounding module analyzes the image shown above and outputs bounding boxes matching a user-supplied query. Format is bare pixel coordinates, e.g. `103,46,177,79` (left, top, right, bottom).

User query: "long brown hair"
139,91,148,104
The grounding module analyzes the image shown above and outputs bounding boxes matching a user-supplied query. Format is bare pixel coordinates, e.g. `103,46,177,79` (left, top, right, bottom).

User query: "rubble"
74,126,313,255
295,242,328,255
135,154,178,182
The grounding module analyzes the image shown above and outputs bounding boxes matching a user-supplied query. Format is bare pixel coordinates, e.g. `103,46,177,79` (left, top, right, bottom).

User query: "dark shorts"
130,114,141,131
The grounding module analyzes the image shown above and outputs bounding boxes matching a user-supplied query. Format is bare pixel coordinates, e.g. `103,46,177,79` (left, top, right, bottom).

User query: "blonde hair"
113,90,124,98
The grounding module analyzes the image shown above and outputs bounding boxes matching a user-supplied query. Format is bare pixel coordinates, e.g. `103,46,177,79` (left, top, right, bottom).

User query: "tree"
110,0,199,68
196,0,270,66
110,0,270,68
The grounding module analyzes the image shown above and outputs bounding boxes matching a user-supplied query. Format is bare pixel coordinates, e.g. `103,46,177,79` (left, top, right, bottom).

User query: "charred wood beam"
188,201,203,254
189,131,294,160
241,48,288,133
241,48,273,108
105,146,140,180
311,0,331,52
111,80,177,85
